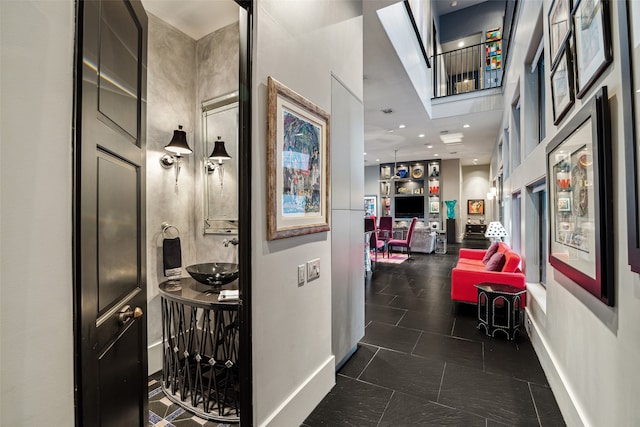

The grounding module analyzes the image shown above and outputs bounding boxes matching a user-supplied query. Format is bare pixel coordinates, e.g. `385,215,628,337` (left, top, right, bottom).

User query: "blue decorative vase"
445,200,456,219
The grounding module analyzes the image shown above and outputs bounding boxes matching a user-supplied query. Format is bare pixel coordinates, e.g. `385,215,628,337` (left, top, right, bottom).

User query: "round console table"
158,277,240,422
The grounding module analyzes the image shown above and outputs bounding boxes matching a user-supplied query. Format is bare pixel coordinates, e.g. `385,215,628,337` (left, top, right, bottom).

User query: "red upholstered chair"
388,217,417,258
378,216,394,243
365,217,385,261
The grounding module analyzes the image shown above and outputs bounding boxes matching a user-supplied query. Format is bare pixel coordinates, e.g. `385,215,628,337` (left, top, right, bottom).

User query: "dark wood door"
74,1,148,425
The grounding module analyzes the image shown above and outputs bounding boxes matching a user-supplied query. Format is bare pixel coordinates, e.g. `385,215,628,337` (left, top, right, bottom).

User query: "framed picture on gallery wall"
266,76,330,240
620,0,640,273
572,0,612,99
551,40,575,125
546,86,613,306
548,0,572,68
467,199,484,215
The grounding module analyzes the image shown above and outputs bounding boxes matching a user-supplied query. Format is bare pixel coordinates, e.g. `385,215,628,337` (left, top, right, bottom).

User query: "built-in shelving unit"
378,159,442,229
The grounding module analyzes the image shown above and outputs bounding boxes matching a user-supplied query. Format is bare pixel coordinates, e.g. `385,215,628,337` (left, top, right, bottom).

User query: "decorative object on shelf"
548,0,572,68
429,163,440,177
445,200,457,219
572,0,612,99
411,163,424,178
546,86,613,306
556,169,571,190
484,221,508,242
160,125,192,188
467,199,485,215
395,165,409,179
429,179,439,194
267,76,330,240
551,40,575,125
620,0,640,273
381,165,391,179
429,197,440,213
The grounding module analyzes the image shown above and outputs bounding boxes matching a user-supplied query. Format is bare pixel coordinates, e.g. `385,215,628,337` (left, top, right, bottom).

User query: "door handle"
118,305,143,325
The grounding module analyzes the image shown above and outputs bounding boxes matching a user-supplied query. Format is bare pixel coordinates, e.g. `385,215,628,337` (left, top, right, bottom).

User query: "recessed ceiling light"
376,158,380,162
434,153,439,156
364,152,367,155
463,124,470,128
450,1,458,7
458,41,464,48
473,158,478,162
426,144,433,148
399,124,406,129
419,134,425,138
387,129,394,133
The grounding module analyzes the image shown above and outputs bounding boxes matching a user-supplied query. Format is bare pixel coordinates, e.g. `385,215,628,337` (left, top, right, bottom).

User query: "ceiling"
143,0,502,166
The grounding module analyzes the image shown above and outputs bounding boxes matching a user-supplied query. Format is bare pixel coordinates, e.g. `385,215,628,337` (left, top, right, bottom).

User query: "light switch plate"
307,258,320,281
298,265,306,285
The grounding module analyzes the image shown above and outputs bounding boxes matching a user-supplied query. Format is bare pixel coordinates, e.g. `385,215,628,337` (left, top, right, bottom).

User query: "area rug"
372,252,408,264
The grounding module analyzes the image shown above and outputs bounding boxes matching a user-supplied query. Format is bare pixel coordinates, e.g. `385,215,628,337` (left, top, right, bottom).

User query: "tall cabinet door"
74,1,148,425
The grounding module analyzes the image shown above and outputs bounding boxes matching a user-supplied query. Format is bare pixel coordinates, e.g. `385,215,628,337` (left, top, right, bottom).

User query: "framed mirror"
202,91,239,234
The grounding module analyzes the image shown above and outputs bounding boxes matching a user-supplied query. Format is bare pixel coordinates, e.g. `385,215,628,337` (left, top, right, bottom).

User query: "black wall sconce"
160,125,192,187
205,136,231,190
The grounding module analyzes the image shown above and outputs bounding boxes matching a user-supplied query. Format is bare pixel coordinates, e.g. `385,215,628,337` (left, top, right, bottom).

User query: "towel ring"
162,222,180,238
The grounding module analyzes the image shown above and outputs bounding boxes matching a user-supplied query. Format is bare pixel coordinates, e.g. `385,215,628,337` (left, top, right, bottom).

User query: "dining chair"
387,217,417,258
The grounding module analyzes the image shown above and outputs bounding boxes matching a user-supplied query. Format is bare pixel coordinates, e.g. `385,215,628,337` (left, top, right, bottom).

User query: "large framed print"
551,40,575,125
546,86,613,305
621,0,640,273
267,77,330,240
548,0,572,68
572,0,612,99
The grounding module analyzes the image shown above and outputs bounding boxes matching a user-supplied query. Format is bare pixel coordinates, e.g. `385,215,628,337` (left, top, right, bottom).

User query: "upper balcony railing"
432,39,503,98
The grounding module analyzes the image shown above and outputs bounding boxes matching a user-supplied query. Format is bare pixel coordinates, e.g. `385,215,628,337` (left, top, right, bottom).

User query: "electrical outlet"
298,265,306,285
307,258,320,281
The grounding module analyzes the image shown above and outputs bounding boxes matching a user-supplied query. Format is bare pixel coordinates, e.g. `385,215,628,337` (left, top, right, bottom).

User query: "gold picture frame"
267,77,330,240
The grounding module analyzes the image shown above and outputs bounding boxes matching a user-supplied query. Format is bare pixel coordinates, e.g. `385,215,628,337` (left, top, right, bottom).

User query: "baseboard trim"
148,340,163,376
525,307,587,426
259,355,335,427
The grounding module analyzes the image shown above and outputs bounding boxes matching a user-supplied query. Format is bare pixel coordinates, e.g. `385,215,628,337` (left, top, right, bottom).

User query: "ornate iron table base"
160,278,240,422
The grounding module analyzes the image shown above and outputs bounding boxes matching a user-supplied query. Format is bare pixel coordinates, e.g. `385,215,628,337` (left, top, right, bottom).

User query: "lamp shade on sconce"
209,136,231,162
164,125,192,155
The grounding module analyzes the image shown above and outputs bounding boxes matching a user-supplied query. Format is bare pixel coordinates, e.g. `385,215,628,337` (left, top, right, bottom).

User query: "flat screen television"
394,196,424,218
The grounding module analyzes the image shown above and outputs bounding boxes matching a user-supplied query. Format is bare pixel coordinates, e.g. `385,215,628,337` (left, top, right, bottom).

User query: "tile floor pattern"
303,241,566,427
148,371,232,427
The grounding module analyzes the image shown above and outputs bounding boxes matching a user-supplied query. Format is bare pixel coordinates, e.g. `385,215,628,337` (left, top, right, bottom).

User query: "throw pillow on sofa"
485,252,506,271
482,242,500,264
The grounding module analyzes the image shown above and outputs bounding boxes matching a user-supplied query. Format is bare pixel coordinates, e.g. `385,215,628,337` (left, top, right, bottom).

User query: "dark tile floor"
303,241,565,426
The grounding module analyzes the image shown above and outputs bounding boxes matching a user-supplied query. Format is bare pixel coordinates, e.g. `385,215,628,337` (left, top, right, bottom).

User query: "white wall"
0,1,75,425
441,159,462,240
251,1,363,425
460,165,490,225
499,0,640,425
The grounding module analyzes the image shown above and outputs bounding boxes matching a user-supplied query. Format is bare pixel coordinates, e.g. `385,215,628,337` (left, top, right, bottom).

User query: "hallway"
303,242,565,426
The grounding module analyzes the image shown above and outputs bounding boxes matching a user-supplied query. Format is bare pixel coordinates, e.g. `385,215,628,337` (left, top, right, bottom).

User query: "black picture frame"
551,40,575,125
548,0,572,69
546,86,613,306
620,0,640,273
571,0,612,99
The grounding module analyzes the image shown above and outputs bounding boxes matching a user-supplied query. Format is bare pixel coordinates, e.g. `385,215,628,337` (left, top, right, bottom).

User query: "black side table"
475,283,526,340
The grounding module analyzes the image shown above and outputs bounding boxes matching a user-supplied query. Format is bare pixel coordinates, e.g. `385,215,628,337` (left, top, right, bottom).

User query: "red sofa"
451,242,526,304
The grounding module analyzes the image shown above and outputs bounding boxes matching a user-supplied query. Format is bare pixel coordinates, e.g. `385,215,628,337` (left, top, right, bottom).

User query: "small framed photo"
572,0,612,99
557,196,572,211
429,198,440,213
551,40,575,125
548,0,572,68
467,199,485,215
